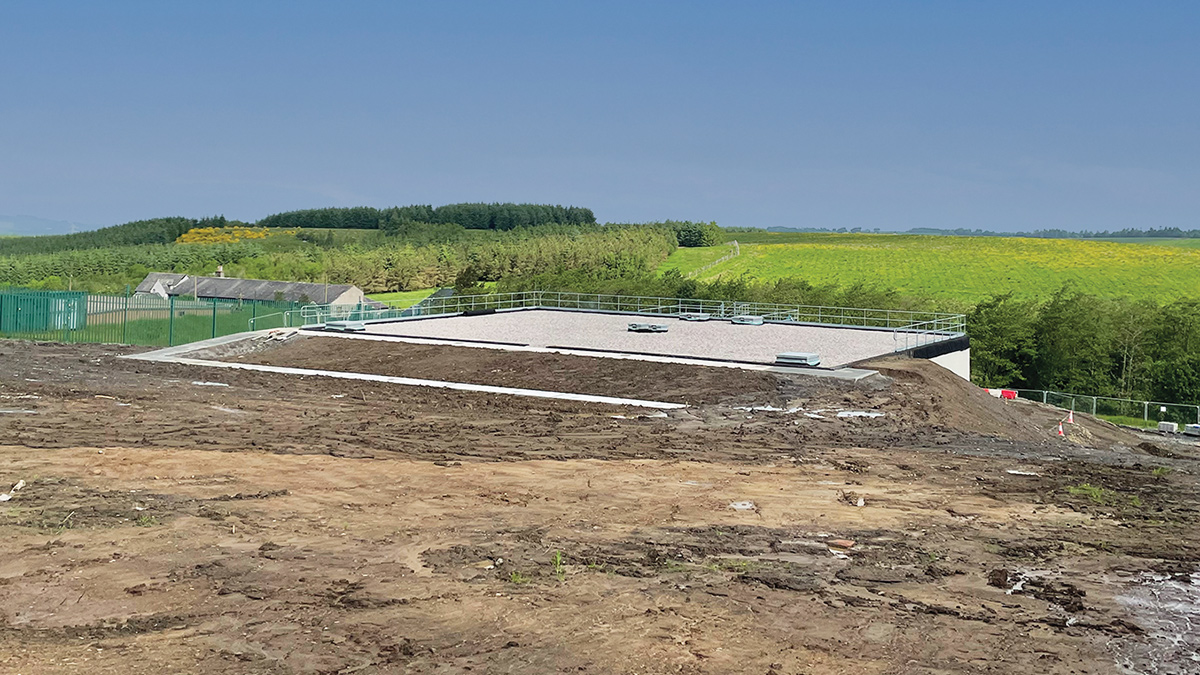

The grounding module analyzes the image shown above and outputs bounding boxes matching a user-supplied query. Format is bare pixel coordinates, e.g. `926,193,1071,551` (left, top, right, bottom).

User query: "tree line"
968,290,1200,406
258,203,597,231
905,227,1200,239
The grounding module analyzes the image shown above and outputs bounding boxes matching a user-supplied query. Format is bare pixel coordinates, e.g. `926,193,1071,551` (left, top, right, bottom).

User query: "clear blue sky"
1,1,1196,231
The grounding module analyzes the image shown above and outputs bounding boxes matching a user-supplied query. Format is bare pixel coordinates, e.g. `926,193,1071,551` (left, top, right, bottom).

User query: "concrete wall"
930,348,971,381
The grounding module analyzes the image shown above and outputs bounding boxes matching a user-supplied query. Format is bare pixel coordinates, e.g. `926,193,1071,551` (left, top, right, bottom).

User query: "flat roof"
357,309,900,368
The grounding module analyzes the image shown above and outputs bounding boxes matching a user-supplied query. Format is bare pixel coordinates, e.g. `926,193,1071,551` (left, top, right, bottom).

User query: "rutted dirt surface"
228,334,786,405
1,339,1199,673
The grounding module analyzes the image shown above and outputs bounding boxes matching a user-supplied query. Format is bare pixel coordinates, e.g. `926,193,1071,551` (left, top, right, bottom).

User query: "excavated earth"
1,337,1198,674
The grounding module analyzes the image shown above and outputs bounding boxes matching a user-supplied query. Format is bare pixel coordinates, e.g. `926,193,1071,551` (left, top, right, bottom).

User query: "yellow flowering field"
659,233,1200,302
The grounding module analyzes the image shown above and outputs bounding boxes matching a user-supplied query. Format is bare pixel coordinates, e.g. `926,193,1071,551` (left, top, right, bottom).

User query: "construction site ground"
1,337,1198,674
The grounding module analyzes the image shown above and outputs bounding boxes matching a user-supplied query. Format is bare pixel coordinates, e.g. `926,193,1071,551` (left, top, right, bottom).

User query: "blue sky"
1,1,1196,231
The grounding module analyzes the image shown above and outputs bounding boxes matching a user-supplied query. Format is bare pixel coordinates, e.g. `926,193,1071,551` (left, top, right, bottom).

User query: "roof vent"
628,323,668,333
776,352,821,367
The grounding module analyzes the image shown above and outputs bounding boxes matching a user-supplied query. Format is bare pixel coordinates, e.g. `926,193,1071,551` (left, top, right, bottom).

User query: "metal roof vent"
628,323,669,333
776,352,821,367
731,315,764,325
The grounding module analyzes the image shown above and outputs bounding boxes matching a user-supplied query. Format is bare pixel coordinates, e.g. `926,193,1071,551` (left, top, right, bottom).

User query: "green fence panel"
0,288,299,348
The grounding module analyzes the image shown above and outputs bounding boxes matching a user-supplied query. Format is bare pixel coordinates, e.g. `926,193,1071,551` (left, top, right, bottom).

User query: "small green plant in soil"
706,558,754,573
1152,466,1174,479
1066,483,1145,510
551,550,565,580
135,514,160,527
1067,483,1117,505
508,571,531,584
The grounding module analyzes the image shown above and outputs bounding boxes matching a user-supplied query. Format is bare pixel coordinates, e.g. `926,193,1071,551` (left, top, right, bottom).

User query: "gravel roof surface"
363,309,900,367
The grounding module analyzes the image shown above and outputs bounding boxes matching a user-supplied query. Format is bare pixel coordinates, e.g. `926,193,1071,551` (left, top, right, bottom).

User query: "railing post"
168,295,175,346
1143,401,1149,422
1042,391,1047,404
122,293,129,344
212,298,218,338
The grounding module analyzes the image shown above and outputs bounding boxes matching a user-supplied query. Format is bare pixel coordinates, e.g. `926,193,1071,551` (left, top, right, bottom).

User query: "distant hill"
0,215,101,237
0,217,197,256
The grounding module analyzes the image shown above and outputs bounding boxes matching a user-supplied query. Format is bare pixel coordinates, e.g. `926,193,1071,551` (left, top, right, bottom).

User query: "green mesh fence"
0,288,300,347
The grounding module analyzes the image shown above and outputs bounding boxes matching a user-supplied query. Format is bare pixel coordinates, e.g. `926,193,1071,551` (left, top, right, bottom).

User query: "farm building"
134,273,365,305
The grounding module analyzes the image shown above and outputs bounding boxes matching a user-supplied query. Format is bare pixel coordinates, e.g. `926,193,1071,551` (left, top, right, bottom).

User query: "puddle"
1111,571,1200,674
211,406,248,415
191,381,230,387
836,411,885,418
0,409,37,414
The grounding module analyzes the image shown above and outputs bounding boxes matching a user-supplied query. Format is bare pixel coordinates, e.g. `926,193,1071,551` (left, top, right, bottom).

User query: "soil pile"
866,357,1140,450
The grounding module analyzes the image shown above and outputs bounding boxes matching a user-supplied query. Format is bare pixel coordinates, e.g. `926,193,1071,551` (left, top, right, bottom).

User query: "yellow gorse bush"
176,226,299,244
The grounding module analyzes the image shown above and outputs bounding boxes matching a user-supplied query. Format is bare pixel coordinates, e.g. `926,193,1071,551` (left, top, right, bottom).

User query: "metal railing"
893,316,967,352
1014,389,1200,426
292,291,966,352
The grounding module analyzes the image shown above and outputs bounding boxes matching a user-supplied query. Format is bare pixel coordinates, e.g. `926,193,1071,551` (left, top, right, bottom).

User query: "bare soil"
227,334,786,405
1,339,1198,674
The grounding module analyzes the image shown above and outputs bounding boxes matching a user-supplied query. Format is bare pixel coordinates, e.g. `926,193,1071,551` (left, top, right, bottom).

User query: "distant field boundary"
686,240,739,278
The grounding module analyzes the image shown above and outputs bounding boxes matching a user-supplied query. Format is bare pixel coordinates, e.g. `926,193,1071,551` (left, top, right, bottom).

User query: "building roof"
134,273,359,304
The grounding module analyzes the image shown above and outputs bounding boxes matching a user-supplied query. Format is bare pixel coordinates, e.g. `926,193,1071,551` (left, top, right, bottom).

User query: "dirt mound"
864,357,1142,450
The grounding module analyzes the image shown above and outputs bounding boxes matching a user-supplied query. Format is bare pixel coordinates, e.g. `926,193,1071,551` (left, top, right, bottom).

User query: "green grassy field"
1097,414,1159,429
295,228,388,246
658,233,1200,303
366,289,438,307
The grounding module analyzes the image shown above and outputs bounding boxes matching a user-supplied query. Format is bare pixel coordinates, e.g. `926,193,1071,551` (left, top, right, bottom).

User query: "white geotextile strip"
146,357,687,410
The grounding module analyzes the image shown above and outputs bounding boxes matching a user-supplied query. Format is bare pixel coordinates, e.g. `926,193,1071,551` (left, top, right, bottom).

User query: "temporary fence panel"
1015,389,1200,426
